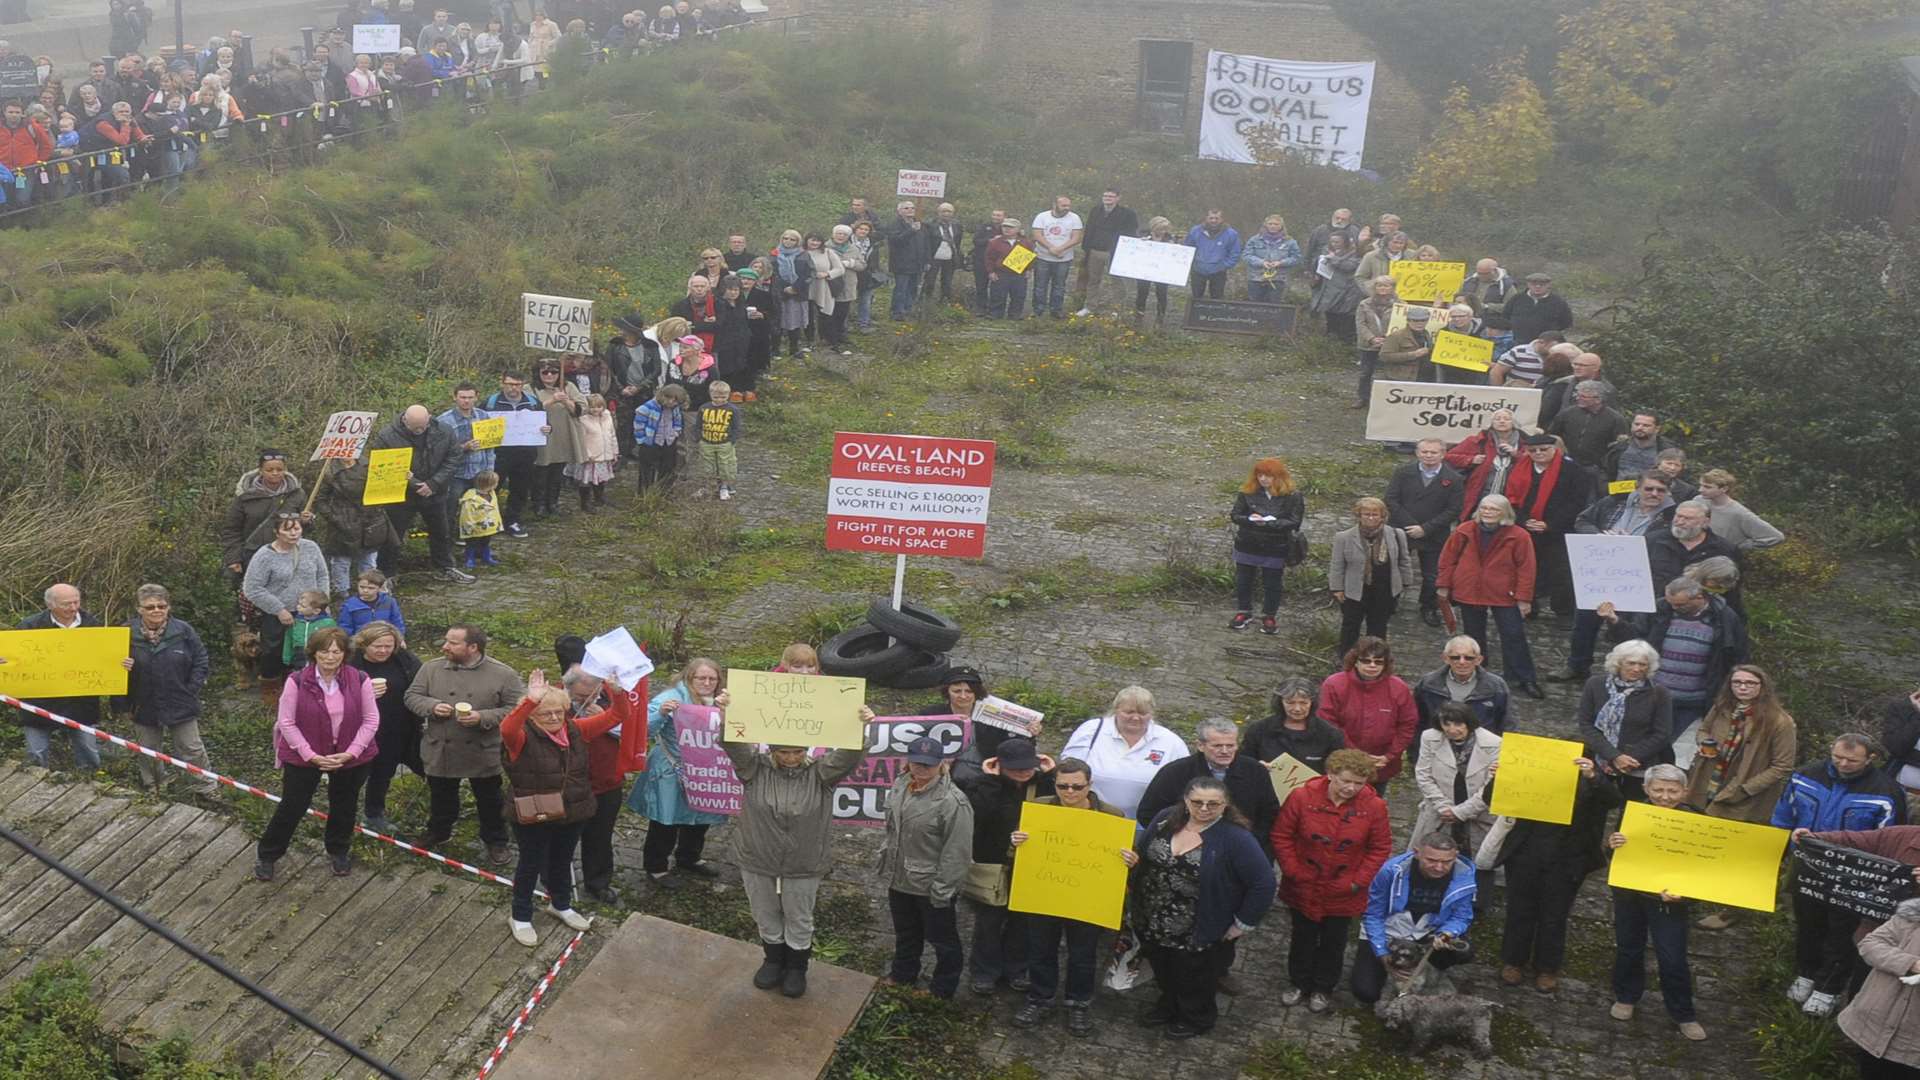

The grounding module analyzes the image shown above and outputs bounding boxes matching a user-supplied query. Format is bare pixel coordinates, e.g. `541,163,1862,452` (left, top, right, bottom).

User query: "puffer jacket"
724,740,865,878
1772,759,1905,834
879,770,973,905
219,469,306,568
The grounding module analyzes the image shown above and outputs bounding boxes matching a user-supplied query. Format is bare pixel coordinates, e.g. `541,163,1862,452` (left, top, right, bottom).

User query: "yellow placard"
1267,753,1319,804
723,670,867,750
1431,330,1495,373
1608,479,1638,495
1606,801,1790,912
1008,801,1139,930
0,627,131,698
1487,732,1584,825
1390,260,1467,304
363,447,413,506
470,417,506,450
1000,245,1036,275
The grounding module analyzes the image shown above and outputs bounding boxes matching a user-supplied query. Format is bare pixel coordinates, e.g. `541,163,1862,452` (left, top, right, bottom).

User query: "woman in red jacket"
1271,748,1392,1013
1444,409,1524,522
551,635,644,906
1437,493,1543,698
1317,638,1419,794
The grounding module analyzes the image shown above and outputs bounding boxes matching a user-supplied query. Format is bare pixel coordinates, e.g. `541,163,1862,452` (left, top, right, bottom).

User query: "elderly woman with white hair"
1433,303,1488,385
1436,494,1543,697
825,224,864,356
1060,686,1189,820
1578,639,1674,801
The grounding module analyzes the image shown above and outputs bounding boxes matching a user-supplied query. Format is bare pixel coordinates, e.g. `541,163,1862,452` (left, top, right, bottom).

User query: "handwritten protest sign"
1431,331,1494,373
1266,753,1318,804
484,410,550,447
469,417,506,450
1487,733,1584,825
972,696,1042,737
362,447,412,506
832,714,969,827
895,170,947,198
311,411,378,462
1608,479,1638,495
675,705,743,816
0,627,130,697
1391,261,1467,304
1008,801,1138,929
1197,52,1376,169
1565,534,1657,614
1794,837,1919,920
1607,802,1789,911
1000,245,1036,275
351,23,401,53
725,671,867,750
522,293,595,354
1110,235,1195,287
1365,382,1542,443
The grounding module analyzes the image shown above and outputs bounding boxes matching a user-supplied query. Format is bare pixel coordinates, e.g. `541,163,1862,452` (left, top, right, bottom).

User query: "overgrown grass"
0,960,281,1079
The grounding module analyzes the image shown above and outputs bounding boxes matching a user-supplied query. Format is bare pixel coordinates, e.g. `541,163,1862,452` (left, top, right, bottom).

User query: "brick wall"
794,0,1426,166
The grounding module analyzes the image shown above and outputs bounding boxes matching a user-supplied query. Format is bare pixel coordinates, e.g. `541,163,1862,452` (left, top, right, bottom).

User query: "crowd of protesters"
0,0,758,213
9,135,1920,1072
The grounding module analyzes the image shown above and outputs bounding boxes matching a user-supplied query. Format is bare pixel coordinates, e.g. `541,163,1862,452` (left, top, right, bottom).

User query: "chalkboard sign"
1794,837,1917,920
0,55,37,98
1183,298,1297,338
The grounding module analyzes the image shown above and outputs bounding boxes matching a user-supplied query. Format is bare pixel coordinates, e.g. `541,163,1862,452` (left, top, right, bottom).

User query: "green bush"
0,960,273,1079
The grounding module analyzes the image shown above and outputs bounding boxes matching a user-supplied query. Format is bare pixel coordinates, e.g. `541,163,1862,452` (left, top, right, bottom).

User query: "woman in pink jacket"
1317,637,1418,793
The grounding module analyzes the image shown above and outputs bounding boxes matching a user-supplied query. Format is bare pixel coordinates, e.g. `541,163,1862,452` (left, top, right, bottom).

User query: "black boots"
783,947,811,998
754,942,786,990
578,487,595,513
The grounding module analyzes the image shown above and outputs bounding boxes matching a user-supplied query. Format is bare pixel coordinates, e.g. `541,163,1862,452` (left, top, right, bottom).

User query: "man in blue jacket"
1355,832,1478,1003
1184,209,1241,299
1775,733,1906,1016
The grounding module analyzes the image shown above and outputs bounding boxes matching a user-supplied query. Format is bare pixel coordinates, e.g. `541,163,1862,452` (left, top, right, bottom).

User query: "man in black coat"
969,209,1006,313
1385,438,1464,626
1503,272,1573,344
13,584,105,771
1135,719,1279,858
1076,188,1138,315
884,201,933,319
1512,433,1594,619
368,405,473,583
1644,499,1744,613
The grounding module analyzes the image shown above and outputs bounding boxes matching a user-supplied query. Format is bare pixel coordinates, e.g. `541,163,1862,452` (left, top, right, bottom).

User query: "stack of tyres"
818,598,962,689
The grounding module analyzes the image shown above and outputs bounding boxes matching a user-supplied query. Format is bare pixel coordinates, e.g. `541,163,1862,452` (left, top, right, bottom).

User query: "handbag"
1286,528,1309,565
513,791,566,824
962,861,1011,906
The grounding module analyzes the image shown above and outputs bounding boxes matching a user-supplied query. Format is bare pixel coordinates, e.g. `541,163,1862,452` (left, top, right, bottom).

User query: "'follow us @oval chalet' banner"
826,432,995,559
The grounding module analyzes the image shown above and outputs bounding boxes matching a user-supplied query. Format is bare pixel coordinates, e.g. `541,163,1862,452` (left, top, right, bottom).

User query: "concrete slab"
493,914,874,1080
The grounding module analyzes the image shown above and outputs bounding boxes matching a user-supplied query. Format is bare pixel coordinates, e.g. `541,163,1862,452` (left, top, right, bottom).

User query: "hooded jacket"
1437,523,1536,608
1840,898,1920,1067
880,770,973,905
219,468,307,568
1362,851,1477,956
724,740,866,878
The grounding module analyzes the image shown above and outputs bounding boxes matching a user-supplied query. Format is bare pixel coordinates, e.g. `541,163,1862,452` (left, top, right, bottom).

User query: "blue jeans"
1459,603,1536,685
1612,888,1694,1021
1031,259,1071,315
889,272,922,318
24,725,101,771
989,276,1027,319
856,287,874,329
1027,914,1101,1005
1248,278,1288,303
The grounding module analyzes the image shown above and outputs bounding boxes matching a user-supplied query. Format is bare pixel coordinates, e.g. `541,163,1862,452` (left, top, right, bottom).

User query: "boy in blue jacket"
1355,832,1477,1003
337,570,406,641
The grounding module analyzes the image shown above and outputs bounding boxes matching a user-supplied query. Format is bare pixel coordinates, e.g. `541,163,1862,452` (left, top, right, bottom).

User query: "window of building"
1137,40,1193,134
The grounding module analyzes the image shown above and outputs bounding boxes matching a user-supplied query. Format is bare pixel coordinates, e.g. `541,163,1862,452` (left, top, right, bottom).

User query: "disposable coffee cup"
455,702,473,719
371,677,388,694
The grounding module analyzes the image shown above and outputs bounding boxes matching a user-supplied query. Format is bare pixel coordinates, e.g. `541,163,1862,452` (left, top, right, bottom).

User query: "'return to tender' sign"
522,293,595,354
826,432,995,558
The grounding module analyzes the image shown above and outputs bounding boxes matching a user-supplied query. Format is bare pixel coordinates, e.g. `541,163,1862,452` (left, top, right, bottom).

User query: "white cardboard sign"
1109,235,1195,286
1364,381,1542,443
522,293,595,354
1565,534,1658,614
895,170,947,198
351,24,402,53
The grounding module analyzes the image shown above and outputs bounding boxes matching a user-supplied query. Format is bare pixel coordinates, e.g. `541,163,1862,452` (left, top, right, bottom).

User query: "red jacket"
1273,776,1393,920
0,120,52,170
1445,428,1522,522
1436,522,1537,607
1317,671,1418,783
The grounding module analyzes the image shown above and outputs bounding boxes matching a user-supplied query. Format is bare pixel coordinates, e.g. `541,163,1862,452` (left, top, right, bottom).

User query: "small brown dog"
231,627,261,688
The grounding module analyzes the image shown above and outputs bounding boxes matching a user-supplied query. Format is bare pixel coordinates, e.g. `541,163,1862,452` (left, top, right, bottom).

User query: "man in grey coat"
881,736,974,998
405,623,524,863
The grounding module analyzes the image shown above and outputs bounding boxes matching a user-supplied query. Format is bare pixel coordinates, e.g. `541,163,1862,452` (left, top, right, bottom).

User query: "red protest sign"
825,432,995,559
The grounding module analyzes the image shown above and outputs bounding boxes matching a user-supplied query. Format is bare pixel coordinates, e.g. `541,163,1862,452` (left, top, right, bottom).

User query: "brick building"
791,0,1422,164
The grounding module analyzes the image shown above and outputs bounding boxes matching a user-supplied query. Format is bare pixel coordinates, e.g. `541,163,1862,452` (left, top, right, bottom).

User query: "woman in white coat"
1412,701,1502,857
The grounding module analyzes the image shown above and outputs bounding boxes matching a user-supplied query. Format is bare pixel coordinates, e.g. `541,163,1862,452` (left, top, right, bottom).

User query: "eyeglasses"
1356,657,1386,665
1186,799,1225,810
1445,654,1477,661
1729,679,1763,687
1054,782,1088,791
139,603,170,611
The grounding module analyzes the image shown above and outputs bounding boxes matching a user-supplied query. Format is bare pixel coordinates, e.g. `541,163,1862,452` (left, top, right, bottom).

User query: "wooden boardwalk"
0,763,579,1079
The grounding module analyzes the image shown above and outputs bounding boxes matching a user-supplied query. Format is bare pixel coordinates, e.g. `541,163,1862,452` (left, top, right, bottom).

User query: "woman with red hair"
1227,457,1305,635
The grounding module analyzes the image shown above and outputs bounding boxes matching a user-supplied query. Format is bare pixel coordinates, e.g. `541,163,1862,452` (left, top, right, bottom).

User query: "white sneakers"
1609,1002,1633,1021
509,918,538,947
718,486,733,501
1074,307,1092,317
1804,991,1838,1017
551,906,593,931
1786,976,1815,1004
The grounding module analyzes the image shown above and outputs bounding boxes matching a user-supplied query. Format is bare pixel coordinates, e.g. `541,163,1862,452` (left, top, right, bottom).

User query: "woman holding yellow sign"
1485,751,1621,995
1605,764,1706,1041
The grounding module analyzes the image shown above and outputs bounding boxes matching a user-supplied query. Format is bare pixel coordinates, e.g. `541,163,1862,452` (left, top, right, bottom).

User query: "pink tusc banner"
675,704,743,815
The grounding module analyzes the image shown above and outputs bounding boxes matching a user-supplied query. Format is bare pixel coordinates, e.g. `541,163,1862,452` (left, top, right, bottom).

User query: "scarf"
774,243,800,286
1706,704,1752,800
1593,675,1644,750
1504,449,1563,520
1360,526,1387,586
